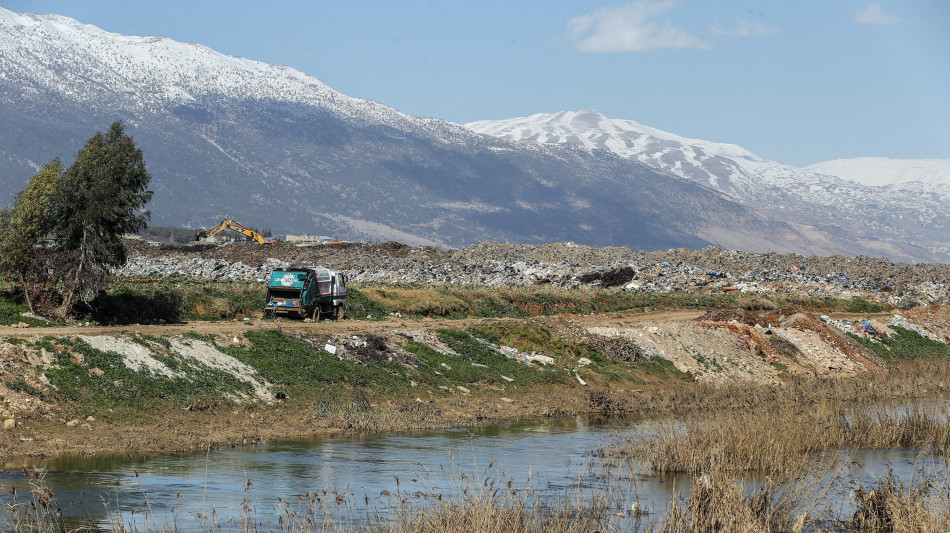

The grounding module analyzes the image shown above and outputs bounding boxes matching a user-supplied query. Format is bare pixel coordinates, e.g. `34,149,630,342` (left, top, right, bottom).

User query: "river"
0,414,943,531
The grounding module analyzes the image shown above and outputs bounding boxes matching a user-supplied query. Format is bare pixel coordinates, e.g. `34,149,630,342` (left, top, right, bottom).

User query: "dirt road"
0,309,709,339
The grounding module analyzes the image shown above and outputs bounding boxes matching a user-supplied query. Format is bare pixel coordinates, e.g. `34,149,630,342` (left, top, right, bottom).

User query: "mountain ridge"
466,110,950,262
1,8,946,262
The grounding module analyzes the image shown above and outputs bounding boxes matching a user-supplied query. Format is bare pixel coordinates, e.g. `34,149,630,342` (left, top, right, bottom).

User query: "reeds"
608,376,950,477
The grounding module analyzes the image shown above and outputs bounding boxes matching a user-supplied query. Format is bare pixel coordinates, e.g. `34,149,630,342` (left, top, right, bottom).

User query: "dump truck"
264,266,346,319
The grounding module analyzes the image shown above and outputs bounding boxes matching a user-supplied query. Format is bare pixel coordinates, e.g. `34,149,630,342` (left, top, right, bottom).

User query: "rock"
86,416,95,422
456,386,471,394
3,418,15,429
89,367,105,376
66,419,80,427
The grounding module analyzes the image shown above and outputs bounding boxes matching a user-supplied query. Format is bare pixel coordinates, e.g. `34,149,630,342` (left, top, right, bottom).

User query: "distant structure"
285,235,336,245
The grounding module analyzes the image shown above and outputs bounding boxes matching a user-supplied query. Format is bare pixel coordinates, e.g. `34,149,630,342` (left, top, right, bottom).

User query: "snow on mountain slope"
465,110,948,217
0,7,467,141
807,158,950,189
466,110,950,261
466,110,851,202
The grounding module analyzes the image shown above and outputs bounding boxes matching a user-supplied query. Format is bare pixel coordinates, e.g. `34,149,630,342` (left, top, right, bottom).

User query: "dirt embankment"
2,303,946,460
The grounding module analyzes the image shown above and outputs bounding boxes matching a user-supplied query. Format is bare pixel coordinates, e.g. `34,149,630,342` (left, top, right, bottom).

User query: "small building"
286,235,337,245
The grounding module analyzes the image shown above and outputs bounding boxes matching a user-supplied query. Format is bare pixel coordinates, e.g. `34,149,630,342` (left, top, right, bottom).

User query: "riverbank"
1,302,949,462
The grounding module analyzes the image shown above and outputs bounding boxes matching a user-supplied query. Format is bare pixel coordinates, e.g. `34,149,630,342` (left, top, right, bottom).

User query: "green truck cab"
264,266,346,320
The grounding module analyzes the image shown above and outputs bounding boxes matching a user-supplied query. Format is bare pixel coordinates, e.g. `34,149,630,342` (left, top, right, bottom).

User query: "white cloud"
855,4,902,24
568,1,708,53
710,17,775,37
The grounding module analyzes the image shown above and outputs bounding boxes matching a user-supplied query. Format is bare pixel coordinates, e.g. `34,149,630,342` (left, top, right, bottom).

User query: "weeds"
850,326,950,360
222,330,406,393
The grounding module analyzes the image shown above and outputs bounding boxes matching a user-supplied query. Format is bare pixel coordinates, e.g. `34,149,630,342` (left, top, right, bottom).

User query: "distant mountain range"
0,8,947,262
467,110,950,262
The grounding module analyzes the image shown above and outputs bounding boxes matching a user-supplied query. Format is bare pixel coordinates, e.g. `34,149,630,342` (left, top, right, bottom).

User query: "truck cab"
264,266,346,319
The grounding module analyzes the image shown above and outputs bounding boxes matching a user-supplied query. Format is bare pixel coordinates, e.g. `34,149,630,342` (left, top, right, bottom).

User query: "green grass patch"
844,298,891,314
634,356,690,380
434,329,565,386
345,287,393,320
44,338,251,411
6,377,46,400
850,327,950,360
222,330,406,394
0,291,50,326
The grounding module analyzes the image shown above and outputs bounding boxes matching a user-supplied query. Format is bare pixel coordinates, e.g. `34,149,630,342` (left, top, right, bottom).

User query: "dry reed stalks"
842,471,950,533
656,474,806,533
606,361,950,477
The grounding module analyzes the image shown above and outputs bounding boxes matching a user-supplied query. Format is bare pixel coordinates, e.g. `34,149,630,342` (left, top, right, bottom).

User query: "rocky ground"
119,240,950,307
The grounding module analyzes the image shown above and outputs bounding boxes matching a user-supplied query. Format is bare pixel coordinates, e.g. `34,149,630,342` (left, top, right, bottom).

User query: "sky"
4,0,950,166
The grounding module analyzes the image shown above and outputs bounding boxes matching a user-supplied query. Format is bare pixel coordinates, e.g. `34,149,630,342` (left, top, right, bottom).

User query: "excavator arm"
195,219,268,244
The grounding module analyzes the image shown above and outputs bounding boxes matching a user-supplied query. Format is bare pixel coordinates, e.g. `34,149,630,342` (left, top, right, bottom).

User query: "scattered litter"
527,353,555,365
324,344,337,355
456,386,470,394
500,375,514,382
577,357,592,367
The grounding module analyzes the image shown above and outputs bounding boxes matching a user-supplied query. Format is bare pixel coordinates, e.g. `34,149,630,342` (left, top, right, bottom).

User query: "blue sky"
5,1,949,166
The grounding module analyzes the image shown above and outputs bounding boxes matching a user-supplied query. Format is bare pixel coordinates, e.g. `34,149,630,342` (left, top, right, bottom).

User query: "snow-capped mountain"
0,8,804,254
0,8,465,139
467,110,950,261
0,9,945,261
807,158,950,189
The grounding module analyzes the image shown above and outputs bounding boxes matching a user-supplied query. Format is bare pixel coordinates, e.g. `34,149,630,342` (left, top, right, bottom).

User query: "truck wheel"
335,305,344,320
311,306,321,321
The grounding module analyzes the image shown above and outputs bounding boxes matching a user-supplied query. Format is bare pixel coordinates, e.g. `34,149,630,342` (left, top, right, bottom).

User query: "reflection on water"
0,412,946,530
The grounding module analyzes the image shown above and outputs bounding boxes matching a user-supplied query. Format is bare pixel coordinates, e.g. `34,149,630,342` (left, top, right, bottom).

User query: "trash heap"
115,240,950,306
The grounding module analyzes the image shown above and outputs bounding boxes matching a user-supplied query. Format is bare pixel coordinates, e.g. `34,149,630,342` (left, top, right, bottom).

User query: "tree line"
0,121,153,318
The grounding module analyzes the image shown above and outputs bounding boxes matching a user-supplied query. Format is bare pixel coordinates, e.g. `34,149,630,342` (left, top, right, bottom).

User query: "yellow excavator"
194,219,275,245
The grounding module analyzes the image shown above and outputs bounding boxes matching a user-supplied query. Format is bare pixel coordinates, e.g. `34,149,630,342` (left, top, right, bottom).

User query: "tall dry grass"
656,474,806,533
618,405,950,476
607,377,950,477
844,472,950,533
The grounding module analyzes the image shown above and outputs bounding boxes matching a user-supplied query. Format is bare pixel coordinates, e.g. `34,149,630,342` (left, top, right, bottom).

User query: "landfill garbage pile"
116,240,950,306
